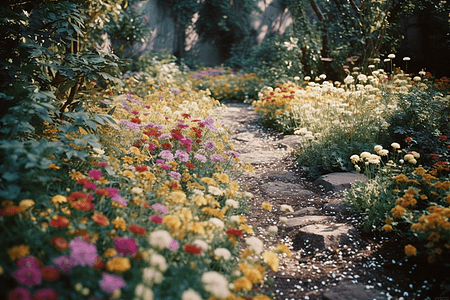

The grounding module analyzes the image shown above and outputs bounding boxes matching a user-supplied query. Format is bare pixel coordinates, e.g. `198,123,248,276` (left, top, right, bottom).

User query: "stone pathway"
214,103,401,300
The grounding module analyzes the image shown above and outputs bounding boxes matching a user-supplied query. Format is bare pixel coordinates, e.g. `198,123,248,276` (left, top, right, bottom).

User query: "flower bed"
0,75,288,299
189,67,263,101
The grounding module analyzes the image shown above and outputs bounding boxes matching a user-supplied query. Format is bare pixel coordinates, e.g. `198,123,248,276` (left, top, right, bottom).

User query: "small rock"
289,206,320,216
233,132,255,142
322,202,353,216
277,135,303,149
323,281,387,300
239,151,282,165
264,181,314,198
293,223,361,252
315,172,367,193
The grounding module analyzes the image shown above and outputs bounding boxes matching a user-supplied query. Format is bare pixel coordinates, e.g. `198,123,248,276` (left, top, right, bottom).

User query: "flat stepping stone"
239,150,284,165
233,132,255,142
275,135,303,149
294,223,361,251
315,172,367,193
285,215,333,229
263,181,314,197
289,206,320,216
323,281,387,300
323,202,353,216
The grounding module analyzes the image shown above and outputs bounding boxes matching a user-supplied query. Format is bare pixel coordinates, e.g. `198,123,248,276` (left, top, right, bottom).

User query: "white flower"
357,74,367,83
280,204,294,212
181,289,202,300
350,155,360,164
419,70,426,76
409,158,417,165
411,151,420,159
360,151,371,159
148,230,173,250
202,272,229,299
208,186,224,196
304,76,311,81
388,54,396,59
135,284,154,300
344,75,354,85
193,239,209,252
404,154,414,162
131,187,143,194
378,149,389,156
384,58,390,62
403,57,411,61
319,74,327,80
92,147,105,155
279,217,288,223
229,215,240,224
413,76,421,81
245,237,264,254
214,248,231,260
143,267,164,285
225,199,239,209
209,218,224,229
243,192,253,199
373,58,381,63
354,165,361,172
368,64,375,68
268,226,278,234
391,142,401,149
150,253,167,272
374,145,383,152
294,76,300,81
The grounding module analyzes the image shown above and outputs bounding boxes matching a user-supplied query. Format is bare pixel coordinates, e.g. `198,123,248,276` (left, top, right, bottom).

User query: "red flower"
96,189,109,196
50,237,69,250
150,216,163,224
49,216,70,228
77,178,91,185
128,224,146,235
135,165,148,172
143,128,162,138
131,117,141,124
68,191,88,201
162,142,172,150
2,205,24,216
439,135,448,141
41,266,61,282
405,137,412,143
186,162,196,169
92,213,110,226
71,199,93,211
226,228,244,238
183,244,202,255
182,113,191,119
92,256,105,270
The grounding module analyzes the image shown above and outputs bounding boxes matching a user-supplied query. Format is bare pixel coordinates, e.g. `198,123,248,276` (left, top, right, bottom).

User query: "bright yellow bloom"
239,224,253,234
8,245,30,261
106,257,131,274
275,244,292,257
382,224,393,232
48,163,60,169
69,171,84,179
261,202,272,211
19,199,35,210
167,190,186,204
112,217,127,231
391,205,406,218
162,215,181,232
52,195,67,204
104,248,117,258
233,277,252,291
262,251,279,272
254,296,271,300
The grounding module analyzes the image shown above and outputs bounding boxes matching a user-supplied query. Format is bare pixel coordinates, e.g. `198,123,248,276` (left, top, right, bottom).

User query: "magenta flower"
152,203,168,214
148,143,156,151
83,182,97,190
88,169,102,180
114,237,137,255
69,238,97,267
99,273,127,295
8,288,31,300
227,150,240,158
14,266,42,287
169,171,182,181
105,187,119,197
17,257,41,269
53,255,72,275
210,154,225,162
161,163,171,170
98,162,109,167
194,154,207,163
150,215,163,224
33,288,58,300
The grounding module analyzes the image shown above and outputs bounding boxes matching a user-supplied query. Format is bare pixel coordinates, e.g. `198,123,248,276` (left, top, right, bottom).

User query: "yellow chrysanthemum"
51,195,67,204
262,251,279,272
404,244,417,257
112,217,127,231
106,257,131,274
8,245,30,261
261,202,272,211
233,277,252,291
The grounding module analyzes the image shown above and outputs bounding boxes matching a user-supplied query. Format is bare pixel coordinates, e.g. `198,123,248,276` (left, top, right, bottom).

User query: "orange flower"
382,224,393,232
92,212,110,226
2,205,24,216
391,205,406,218
50,237,69,250
404,244,417,256
8,245,30,261
128,224,146,235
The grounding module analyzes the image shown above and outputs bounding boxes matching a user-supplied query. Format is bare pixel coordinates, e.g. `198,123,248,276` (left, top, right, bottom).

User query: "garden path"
214,103,440,300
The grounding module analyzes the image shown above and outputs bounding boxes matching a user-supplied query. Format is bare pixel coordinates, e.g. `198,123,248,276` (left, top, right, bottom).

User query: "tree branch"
348,0,361,15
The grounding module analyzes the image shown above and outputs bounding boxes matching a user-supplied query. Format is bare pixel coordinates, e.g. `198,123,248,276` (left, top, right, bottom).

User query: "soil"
216,102,449,300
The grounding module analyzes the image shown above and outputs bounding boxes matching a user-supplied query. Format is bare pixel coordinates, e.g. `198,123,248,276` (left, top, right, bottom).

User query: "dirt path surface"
214,103,444,300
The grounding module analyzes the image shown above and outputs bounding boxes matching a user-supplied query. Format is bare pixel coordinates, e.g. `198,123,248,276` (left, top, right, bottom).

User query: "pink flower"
169,171,181,181
105,188,119,197
69,238,97,267
14,266,42,287
88,169,102,180
98,162,109,167
204,141,215,150
99,273,126,295
53,256,72,275
17,257,41,269
111,194,127,207
175,150,189,162
161,163,171,170
194,154,207,163
168,239,179,251
210,154,225,162
33,288,58,300
114,237,137,255
83,182,97,190
151,203,168,214
159,150,174,161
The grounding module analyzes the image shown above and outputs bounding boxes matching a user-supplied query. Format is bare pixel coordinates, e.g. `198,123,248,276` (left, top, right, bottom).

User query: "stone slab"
315,172,367,193
289,206,320,216
263,181,314,198
323,281,387,300
285,215,332,228
294,223,361,251
238,150,282,165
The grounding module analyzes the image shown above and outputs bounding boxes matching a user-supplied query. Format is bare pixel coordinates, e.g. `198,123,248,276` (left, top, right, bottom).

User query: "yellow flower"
69,171,84,180
48,163,60,169
275,244,292,257
162,215,181,232
261,202,272,211
8,245,30,261
404,244,417,256
123,170,135,178
201,177,217,186
233,277,252,291
192,195,207,206
19,199,35,210
167,190,186,204
112,217,127,231
213,173,229,184
414,167,427,175
123,156,134,164
52,195,67,204
254,296,271,300
262,251,279,272
104,248,117,257
239,224,253,234
239,263,264,283
410,223,422,231
391,205,406,218
106,257,131,274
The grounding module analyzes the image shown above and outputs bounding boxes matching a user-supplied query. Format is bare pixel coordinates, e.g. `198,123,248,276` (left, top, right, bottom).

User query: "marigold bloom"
261,202,272,211
49,216,70,228
404,244,417,256
106,257,131,274
382,224,393,232
2,205,24,216
263,251,279,272
233,277,253,291
50,237,69,251
112,217,126,231
128,224,146,235
19,199,35,210
391,205,406,218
